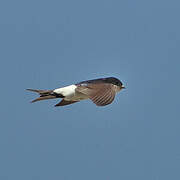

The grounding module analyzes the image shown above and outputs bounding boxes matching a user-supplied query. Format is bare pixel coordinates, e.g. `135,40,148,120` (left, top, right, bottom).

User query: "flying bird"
27,77,125,107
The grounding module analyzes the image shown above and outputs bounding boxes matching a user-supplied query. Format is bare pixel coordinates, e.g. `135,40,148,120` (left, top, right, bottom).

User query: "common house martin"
27,77,125,107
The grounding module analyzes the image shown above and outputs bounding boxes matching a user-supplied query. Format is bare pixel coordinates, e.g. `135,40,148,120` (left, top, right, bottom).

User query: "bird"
27,77,125,107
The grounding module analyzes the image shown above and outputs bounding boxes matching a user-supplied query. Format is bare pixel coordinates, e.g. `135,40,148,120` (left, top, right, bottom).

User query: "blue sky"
0,0,180,179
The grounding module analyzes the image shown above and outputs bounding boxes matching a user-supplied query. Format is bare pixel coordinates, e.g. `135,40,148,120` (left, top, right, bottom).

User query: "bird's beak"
121,85,126,89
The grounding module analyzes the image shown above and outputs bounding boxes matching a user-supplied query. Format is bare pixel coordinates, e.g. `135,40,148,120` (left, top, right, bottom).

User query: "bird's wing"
55,99,79,107
76,83,116,106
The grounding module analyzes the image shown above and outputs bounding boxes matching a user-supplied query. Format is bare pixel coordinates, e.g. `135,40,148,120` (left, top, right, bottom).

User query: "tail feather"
26,89,53,94
31,95,57,103
26,88,58,103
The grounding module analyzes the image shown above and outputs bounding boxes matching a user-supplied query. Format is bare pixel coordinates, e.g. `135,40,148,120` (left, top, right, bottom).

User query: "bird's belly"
65,91,88,101
54,85,88,101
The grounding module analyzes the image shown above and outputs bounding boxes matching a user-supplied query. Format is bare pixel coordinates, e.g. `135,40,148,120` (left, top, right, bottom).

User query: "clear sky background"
0,0,180,180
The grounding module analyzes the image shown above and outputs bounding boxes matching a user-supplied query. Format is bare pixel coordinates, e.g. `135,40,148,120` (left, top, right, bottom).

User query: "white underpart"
114,85,121,93
53,84,88,101
53,85,76,97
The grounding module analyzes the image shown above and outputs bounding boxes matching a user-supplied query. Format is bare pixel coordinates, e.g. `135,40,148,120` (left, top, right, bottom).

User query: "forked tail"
26,89,64,103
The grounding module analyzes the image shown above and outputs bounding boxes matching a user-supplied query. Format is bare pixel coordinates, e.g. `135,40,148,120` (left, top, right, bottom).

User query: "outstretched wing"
76,83,116,106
